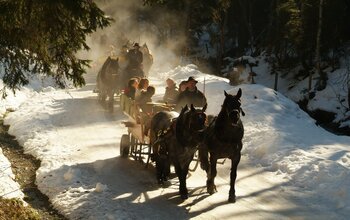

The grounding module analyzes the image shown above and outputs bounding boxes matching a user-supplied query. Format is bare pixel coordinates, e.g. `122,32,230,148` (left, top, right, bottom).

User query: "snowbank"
225,55,350,129
0,147,25,199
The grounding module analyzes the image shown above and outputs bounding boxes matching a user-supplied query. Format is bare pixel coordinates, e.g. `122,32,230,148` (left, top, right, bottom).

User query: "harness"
156,118,177,139
152,118,177,158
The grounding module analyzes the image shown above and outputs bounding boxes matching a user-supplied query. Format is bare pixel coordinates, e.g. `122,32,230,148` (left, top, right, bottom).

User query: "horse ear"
181,105,188,114
202,103,207,112
237,88,242,99
224,90,228,97
190,104,196,111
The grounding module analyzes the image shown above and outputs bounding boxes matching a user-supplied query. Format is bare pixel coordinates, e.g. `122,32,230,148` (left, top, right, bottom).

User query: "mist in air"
82,0,187,73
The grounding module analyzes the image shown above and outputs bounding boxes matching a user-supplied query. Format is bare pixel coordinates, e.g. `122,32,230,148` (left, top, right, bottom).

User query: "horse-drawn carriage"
118,89,245,202
95,43,153,111
95,49,245,202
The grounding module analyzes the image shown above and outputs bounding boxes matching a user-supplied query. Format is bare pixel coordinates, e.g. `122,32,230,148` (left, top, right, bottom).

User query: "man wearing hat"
126,42,144,79
175,76,207,112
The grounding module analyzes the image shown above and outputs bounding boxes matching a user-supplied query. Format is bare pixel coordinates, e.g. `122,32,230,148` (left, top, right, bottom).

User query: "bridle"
223,97,245,122
187,110,207,131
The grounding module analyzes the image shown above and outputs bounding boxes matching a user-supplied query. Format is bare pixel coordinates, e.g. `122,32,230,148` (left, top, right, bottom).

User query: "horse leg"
207,155,218,195
99,89,107,103
198,145,209,172
162,158,170,182
156,156,164,184
174,163,188,200
107,89,114,110
228,149,241,203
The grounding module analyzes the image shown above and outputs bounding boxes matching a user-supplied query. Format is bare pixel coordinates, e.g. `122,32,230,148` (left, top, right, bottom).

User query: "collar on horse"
156,118,177,139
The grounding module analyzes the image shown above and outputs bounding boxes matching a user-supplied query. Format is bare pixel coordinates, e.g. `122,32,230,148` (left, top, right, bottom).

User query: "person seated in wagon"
162,78,179,105
175,76,207,112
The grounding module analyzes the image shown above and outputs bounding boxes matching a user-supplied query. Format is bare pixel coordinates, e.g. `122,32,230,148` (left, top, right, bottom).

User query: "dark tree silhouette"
0,0,111,93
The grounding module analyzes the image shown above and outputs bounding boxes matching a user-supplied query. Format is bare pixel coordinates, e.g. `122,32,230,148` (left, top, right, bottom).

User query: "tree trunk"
348,86,350,110
272,61,278,91
183,0,192,57
266,0,277,52
314,0,326,92
218,10,228,71
238,0,254,53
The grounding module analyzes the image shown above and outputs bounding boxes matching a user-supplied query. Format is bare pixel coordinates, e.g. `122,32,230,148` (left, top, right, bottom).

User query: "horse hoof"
228,195,236,203
200,164,208,171
157,179,164,185
180,194,188,200
207,186,217,195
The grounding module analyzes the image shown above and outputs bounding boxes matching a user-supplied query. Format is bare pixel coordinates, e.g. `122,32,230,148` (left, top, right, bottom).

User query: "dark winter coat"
163,86,179,104
127,49,143,69
175,87,207,112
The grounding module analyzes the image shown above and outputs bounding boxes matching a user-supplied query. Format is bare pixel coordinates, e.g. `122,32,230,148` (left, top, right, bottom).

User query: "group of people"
124,75,207,113
123,75,207,138
124,77,155,111
163,76,207,112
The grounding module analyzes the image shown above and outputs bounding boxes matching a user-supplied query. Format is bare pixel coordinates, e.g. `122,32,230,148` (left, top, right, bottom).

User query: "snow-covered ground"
227,55,350,129
1,64,350,219
0,80,31,201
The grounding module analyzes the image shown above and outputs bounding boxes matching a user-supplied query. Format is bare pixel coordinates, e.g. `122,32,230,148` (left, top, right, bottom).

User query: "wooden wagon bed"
119,94,174,166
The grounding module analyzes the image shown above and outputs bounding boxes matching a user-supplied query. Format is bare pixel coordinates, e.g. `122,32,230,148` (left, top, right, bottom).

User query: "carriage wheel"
130,136,136,155
120,134,130,157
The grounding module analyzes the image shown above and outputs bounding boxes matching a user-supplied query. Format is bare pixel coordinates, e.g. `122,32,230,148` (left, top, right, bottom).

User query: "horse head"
176,104,207,145
223,89,245,125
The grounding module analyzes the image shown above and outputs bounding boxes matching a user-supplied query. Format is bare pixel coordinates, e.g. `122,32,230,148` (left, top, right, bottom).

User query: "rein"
156,118,177,139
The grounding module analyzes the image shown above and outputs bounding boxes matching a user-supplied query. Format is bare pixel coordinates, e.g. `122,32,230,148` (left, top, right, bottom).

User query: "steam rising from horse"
140,43,153,76
199,88,245,203
151,104,207,199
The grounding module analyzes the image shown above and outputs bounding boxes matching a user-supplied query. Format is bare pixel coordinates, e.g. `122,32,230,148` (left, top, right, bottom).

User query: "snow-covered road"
2,65,349,219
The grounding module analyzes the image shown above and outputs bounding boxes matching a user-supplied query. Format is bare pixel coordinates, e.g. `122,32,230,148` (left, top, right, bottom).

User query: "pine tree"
0,0,111,93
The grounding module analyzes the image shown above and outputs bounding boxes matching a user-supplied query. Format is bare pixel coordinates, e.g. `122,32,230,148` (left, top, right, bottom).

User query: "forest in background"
141,0,350,76
1,0,350,118
136,0,350,118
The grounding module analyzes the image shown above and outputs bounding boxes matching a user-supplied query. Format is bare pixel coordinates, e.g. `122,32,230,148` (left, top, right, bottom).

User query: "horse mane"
214,90,244,141
175,105,188,146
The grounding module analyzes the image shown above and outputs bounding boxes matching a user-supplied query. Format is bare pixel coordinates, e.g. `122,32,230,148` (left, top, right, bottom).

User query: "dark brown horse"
96,56,120,110
199,88,245,203
150,104,207,199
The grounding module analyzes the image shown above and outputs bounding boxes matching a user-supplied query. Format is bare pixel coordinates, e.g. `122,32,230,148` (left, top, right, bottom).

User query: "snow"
0,147,25,199
233,55,350,128
0,81,33,201
1,64,350,219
